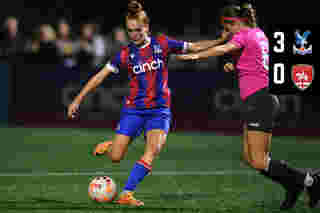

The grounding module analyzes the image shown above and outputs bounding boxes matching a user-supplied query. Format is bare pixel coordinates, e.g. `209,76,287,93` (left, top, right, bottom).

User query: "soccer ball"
88,176,117,202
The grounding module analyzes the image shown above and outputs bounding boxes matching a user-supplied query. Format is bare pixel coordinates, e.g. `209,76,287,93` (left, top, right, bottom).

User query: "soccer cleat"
280,185,304,210
116,191,144,206
93,141,112,156
306,170,320,208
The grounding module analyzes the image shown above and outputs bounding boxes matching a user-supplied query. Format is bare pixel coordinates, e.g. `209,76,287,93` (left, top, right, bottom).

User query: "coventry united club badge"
291,64,314,91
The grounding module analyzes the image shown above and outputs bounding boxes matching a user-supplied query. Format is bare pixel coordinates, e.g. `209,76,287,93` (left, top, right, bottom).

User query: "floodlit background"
0,1,319,212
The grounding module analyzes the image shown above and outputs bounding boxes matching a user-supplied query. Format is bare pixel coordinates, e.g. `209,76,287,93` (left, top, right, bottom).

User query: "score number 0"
273,32,285,84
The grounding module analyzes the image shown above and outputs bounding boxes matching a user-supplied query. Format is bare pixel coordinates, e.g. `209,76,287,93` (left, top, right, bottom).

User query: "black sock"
261,160,306,188
259,153,284,186
260,168,287,188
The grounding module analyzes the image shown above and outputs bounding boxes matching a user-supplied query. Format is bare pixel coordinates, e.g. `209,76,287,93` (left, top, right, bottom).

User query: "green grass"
0,127,320,212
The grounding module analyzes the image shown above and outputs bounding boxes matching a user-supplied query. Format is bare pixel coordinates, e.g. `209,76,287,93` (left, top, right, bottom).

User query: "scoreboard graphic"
268,25,317,95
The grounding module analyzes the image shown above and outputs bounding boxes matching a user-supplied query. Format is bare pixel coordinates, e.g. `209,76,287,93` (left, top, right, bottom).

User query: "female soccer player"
176,3,320,210
68,0,229,206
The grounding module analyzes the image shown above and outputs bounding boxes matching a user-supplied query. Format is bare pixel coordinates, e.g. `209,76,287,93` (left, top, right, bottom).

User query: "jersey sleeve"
164,35,190,54
105,51,122,74
229,31,246,49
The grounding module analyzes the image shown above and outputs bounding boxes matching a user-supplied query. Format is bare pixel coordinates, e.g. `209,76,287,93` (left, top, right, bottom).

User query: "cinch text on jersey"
133,59,163,74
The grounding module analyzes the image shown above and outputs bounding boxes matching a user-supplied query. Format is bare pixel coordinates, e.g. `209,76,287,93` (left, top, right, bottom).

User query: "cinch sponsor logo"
133,59,163,74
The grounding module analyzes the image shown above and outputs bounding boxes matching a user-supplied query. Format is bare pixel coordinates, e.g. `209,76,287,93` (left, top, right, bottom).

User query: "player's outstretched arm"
176,42,239,61
187,31,230,52
68,66,112,119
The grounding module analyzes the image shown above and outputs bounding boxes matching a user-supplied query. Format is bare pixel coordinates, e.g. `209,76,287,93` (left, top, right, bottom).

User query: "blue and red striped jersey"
106,35,188,109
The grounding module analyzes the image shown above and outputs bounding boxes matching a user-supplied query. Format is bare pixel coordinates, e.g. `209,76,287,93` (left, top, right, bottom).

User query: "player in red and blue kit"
67,0,229,206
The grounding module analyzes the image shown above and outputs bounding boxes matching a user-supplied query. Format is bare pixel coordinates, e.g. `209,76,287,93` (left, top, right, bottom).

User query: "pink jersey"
229,27,269,100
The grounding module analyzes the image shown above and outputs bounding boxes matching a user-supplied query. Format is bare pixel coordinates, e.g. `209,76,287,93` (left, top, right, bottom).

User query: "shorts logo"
293,30,312,55
116,123,120,131
248,123,260,127
291,64,314,91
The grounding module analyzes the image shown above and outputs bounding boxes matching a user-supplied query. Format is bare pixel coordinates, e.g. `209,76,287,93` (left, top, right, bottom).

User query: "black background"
0,1,318,36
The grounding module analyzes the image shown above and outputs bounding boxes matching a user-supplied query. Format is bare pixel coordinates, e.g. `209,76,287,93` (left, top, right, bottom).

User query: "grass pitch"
0,127,319,212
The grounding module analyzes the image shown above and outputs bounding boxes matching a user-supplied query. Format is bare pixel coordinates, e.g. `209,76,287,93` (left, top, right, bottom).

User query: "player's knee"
152,145,161,157
111,157,121,163
141,152,155,165
249,158,267,170
110,153,124,163
151,141,165,158
111,158,121,163
111,158,122,163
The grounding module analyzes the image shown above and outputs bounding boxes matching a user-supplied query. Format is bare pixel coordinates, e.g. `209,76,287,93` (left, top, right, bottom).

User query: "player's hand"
176,54,199,61
224,62,235,72
68,101,80,119
220,30,230,42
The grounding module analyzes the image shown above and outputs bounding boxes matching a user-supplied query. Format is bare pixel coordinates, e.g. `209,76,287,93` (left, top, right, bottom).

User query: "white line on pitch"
0,170,257,177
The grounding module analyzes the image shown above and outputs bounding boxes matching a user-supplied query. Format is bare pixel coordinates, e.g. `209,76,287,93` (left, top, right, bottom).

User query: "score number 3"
273,32,285,53
273,32,285,84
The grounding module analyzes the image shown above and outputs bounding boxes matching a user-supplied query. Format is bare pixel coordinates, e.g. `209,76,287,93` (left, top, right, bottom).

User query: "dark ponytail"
240,3,257,27
126,0,149,25
127,0,143,17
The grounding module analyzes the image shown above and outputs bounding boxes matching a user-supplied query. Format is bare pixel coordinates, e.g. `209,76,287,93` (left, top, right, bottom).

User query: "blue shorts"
115,107,171,140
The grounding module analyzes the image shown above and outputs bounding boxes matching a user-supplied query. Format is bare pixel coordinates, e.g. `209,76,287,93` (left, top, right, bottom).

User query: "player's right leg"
242,89,316,210
117,129,167,206
117,108,171,207
306,169,320,208
241,123,251,167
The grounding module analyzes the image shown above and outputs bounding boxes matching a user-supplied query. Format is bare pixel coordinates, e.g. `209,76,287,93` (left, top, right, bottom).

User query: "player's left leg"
94,134,131,163
93,109,145,162
265,133,272,157
246,130,269,170
241,123,251,167
243,125,274,171
117,108,170,206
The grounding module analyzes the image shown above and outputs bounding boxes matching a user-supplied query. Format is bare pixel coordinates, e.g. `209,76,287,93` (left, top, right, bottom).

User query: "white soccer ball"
88,176,117,202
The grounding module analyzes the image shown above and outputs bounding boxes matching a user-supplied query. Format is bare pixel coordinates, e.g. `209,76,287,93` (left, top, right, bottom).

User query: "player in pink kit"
177,3,320,210
68,0,229,207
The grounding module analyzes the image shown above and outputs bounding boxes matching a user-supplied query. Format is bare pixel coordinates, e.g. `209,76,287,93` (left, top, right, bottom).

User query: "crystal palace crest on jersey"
153,45,162,54
129,53,135,60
